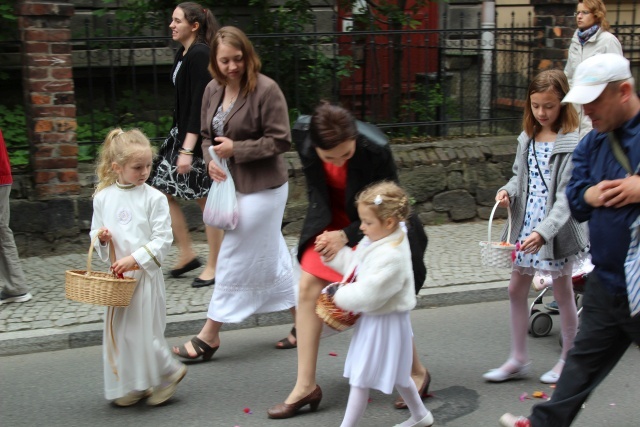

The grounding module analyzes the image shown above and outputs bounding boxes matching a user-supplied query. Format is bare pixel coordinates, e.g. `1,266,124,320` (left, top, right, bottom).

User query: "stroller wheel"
529,311,553,337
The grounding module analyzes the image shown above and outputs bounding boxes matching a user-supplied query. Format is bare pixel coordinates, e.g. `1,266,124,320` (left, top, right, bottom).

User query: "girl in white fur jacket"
324,181,433,427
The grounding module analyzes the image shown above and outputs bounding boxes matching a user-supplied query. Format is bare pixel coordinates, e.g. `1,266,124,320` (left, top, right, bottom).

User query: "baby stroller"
528,259,594,341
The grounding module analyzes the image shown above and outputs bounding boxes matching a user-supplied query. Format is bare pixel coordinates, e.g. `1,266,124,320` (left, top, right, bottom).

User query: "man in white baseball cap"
500,52,640,427
563,53,632,106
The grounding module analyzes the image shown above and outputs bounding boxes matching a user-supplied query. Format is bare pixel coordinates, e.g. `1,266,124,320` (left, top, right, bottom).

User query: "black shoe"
191,277,215,288
169,258,202,278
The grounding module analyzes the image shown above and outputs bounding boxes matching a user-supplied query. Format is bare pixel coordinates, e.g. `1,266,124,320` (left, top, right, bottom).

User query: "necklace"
224,87,239,110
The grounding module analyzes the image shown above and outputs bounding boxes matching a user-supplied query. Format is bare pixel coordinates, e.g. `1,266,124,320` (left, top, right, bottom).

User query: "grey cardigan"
500,131,588,260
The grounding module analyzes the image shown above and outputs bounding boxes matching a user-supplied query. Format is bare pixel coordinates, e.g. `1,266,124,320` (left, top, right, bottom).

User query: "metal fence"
2,6,640,154
65,20,544,150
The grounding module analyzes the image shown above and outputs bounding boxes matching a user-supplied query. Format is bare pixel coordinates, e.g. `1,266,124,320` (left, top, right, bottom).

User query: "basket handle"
488,201,512,244
87,233,117,274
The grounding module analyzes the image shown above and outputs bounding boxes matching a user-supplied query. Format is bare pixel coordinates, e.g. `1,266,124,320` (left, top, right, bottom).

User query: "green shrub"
0,105,29,166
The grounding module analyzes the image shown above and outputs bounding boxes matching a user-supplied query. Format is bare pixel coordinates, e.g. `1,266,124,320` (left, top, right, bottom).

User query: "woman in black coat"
149,3,221,288
268,103,430,419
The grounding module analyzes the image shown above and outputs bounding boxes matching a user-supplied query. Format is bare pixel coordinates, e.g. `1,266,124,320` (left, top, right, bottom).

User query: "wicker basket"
479,201,517,269
315,283,360,331
65,235,137,307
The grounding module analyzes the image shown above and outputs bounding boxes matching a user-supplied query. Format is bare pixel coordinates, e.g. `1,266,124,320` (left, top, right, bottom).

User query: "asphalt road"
1,300,638,427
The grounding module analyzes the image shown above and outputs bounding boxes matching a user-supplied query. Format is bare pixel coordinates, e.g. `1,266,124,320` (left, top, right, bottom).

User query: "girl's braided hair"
355,181,411,223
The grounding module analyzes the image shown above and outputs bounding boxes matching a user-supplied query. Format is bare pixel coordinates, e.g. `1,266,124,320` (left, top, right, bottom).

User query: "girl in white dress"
325,181,434,427
91,128,185,407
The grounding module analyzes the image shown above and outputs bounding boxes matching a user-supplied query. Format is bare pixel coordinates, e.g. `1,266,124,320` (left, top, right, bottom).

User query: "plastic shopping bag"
203,146,239,230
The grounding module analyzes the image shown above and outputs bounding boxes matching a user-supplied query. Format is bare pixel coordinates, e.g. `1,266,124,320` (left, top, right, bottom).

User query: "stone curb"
0,280,513,357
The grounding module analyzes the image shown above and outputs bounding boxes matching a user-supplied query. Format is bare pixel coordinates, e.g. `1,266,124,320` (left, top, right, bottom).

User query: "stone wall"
9,135,517,256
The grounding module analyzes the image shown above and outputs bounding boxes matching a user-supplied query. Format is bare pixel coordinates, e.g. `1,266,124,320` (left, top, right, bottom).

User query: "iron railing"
1,5,639,155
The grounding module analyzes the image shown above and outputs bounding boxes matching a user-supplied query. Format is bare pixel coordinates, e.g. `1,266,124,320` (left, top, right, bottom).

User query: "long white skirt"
344,311,414,394
103,271,177,400
207,182,295,323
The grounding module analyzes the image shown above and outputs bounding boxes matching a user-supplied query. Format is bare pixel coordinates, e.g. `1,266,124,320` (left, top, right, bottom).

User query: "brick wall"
530,0,576,71
18,1,79,198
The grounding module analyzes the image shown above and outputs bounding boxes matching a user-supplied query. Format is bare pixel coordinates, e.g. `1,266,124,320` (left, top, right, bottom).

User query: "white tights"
504,271,578,374
340,383,429,427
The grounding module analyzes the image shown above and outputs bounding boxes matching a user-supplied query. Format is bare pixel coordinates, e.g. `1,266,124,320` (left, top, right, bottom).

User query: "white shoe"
499,413,530,427
393,411,434,427
540,359,564,384
0,292,32,304
483,360,531,382
147,364,187,406
539,369,560,384
112,389,151,407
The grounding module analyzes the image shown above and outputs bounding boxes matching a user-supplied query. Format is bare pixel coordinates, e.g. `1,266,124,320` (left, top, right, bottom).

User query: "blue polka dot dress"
513,141,587,278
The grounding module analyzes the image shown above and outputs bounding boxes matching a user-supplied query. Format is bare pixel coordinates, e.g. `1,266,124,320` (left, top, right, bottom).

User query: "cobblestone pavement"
0,220,510,336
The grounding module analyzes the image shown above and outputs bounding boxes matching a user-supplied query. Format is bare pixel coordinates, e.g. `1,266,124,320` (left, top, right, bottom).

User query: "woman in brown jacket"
172,26,296,360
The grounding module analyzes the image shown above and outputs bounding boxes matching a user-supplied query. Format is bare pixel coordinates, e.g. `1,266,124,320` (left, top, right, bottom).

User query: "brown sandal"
173,336,219,361
275,327,297,349
394,370,431,409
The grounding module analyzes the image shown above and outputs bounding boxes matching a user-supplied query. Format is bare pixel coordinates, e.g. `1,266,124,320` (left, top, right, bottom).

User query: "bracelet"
178,150,194,155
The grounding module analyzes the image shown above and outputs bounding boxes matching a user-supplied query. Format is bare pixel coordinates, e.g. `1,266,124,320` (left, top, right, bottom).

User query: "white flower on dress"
116,207,132,225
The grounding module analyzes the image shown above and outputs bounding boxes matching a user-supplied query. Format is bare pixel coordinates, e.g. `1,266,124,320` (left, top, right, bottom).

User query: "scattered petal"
519,392,529,402
243,407,252,414
532,391,549,399
609,403,616,406
329,352,338,357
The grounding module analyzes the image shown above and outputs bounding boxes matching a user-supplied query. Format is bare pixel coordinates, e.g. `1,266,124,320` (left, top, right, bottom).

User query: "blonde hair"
93,128,154,196
356,181,411,224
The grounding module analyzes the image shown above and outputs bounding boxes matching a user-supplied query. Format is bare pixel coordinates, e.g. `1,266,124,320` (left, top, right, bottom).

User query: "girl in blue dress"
483,70,589,385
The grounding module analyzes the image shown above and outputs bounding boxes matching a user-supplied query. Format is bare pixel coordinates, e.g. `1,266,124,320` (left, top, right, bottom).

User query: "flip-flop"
275,327,297,349
173,336,219,361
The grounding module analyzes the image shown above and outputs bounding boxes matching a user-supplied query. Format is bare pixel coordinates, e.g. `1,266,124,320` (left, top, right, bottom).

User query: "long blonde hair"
93,128,154,196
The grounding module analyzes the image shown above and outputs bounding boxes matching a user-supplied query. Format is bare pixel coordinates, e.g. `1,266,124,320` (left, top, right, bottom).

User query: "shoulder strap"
608,131,633,176
530,138,549,191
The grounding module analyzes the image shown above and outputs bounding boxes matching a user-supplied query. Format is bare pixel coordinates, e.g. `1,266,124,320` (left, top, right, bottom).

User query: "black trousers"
529,273,640,427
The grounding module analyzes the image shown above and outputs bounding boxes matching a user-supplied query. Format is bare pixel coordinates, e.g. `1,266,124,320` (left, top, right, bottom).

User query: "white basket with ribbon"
479,201,517,269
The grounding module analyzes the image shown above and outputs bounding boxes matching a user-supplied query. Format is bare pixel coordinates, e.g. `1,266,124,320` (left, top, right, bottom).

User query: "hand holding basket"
479,201,517,269
65,234,138,307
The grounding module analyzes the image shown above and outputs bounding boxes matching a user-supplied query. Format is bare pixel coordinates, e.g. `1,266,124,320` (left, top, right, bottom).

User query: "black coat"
171,43,211,156
293,116,428,292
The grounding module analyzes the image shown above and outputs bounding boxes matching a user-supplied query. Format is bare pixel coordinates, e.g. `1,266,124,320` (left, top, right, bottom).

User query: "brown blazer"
200,73,291,194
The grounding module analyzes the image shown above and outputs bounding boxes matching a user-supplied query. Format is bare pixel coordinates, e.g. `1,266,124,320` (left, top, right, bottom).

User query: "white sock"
340,386,370,427
395,382,429,426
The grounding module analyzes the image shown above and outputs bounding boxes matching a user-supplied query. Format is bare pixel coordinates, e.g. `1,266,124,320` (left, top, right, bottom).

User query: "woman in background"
149,2,222,288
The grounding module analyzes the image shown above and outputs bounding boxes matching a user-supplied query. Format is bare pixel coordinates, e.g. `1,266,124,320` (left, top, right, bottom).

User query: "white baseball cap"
563,53,632,105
